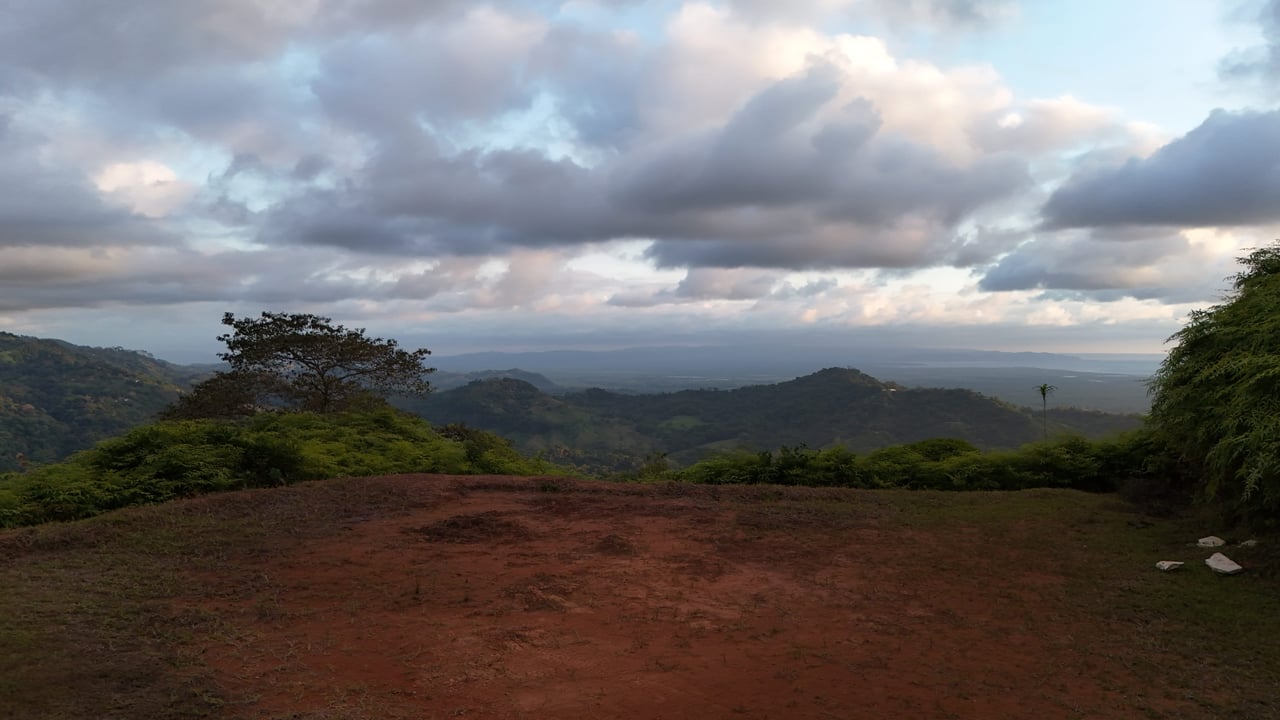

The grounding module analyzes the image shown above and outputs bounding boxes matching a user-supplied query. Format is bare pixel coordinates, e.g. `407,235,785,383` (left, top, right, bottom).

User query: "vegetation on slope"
1149,243,1280,526
0,333,202,471
663,433,1157,495
0,409,559,528
409,367,1144,472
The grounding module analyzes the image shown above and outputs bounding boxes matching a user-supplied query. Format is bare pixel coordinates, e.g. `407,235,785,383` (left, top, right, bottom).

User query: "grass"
839,488,1280,718
1,476,1278,719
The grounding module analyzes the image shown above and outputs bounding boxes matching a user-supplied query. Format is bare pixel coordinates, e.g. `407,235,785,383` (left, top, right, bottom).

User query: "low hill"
428,368,563,393
397,377,661,467
407,367,1144,471
0,333,204,471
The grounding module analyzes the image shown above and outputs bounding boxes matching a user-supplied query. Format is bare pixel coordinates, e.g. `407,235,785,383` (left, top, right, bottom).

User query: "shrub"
0,408,561,528
675,435,1142,493
1148,243,1280,527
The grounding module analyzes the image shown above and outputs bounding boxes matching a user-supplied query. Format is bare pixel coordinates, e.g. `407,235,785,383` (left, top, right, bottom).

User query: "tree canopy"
1148,243,1280,523
166,312,434,418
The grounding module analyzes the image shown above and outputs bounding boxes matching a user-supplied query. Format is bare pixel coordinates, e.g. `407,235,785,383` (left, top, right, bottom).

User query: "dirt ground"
184,477,1182,719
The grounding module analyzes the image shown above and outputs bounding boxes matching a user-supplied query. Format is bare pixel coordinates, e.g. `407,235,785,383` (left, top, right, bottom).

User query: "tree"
160,368,268,420
1148,243,1280,524
166,312,434,418
1035,383,1056,441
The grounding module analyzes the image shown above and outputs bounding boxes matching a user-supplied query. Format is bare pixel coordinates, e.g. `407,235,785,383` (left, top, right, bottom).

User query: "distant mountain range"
431,345,1159,412
0,333,1149,472
400,368,1144,472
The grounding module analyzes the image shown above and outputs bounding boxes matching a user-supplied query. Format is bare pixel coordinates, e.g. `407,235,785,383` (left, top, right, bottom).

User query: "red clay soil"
186,477,1178,719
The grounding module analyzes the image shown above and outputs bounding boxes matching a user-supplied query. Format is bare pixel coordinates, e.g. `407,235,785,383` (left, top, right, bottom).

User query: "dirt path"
185,478,1178,719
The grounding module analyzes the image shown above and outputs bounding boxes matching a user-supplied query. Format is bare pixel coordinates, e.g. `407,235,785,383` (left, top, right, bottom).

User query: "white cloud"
93,161,195,218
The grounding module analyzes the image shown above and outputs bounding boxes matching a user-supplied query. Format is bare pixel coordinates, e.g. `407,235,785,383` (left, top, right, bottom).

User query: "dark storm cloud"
1042,109,1280,229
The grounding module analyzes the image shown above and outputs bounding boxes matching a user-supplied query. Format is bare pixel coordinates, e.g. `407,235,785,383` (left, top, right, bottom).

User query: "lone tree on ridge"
164,312,434,418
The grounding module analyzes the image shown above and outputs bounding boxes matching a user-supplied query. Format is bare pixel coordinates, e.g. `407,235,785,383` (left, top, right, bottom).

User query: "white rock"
1155,561,1185,571
1197,536,1226,547
1239,539,1260,548
1205,553,1244,575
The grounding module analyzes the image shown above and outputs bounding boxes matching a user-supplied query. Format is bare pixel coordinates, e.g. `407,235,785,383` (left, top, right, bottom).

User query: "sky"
2,0,1279,363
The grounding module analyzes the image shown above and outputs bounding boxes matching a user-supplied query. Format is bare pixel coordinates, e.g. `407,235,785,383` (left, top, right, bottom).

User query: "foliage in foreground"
0,409,558,528
663,433,1163,494
1149,243,1280,527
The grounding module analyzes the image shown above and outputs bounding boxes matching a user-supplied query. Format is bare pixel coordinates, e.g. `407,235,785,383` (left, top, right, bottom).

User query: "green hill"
397,377,660,468
407,367,1144,471
0,333,203,471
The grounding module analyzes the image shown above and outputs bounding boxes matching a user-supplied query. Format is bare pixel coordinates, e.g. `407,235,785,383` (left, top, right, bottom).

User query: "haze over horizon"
3,1,1279,363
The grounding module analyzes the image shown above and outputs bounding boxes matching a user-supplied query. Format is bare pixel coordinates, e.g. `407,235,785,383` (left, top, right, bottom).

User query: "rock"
1205,553,1244,575
1239,539,1260,548
1197,536,1226,548
1155,561,1185,571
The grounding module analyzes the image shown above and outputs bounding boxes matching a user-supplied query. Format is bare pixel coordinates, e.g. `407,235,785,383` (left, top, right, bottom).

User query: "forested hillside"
1,329,1143,477
0,333,202,470
406,367,1143,471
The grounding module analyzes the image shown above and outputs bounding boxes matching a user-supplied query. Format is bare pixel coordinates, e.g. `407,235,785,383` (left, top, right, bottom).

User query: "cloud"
971,96,1119,155
1041,109,1280,229
727,0,1016,27
0,245,392,312
265,57,1031,271
0,0,1260,357
1219,0,1280,92
312,7,548,137
978,227,1246,303
0,121,175,248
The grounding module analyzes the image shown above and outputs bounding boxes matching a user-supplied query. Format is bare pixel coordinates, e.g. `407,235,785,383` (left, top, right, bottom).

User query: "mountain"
0,333,202,470
431,344,1159,411
406,367,1145,471
427,368,563,393
394,378,659,467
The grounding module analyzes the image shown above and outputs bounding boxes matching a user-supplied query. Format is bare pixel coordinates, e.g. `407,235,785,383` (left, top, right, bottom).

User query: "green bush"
676,434,1148,493
1148,244,1280,526
0,408,561,528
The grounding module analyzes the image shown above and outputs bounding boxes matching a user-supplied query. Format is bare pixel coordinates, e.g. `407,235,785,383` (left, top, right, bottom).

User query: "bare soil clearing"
6,475,1278,720
179,477,1190,719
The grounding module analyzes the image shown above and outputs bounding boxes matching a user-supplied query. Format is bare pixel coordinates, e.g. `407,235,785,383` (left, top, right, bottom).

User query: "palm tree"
1035,383,1057,441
